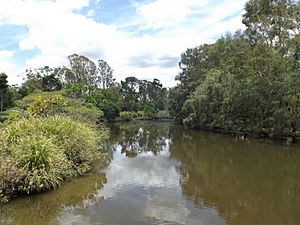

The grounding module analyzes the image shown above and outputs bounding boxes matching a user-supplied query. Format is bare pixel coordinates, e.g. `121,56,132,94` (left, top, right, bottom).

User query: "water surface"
1,122,300,225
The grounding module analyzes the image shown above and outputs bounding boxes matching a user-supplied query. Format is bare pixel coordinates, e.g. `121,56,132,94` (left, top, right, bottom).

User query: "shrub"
102,101,120,121
157,110,170,118
16,91,64,116
0,115,108,202
63,98,103,123
119,111,141,121
119,111,134,121
137,111,145,118
15,91,103,123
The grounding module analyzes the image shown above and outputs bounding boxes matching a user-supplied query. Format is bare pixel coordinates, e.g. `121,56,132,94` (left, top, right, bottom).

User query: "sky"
0,0,248,87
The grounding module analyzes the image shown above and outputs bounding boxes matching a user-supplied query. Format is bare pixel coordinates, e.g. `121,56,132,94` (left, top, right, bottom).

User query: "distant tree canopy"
3,54,169,121
169,0,300,137
121,77,167,115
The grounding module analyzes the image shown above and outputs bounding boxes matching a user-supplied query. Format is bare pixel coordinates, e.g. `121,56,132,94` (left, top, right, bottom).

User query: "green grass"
0,115,108,202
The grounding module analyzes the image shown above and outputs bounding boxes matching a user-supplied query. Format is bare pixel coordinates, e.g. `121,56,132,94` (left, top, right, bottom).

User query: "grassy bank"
0,116,108,203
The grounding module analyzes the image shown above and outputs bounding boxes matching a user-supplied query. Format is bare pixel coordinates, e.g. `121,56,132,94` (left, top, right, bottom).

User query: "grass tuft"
0,115,108,202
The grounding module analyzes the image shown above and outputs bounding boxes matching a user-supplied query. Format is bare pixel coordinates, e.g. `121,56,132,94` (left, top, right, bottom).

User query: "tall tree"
97,59,114,89
67,54,97,87
242,0,300,50
121,77,139,111
0,73,9,113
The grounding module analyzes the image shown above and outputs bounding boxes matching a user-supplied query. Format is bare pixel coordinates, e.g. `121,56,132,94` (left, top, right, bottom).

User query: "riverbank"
186,125,300,143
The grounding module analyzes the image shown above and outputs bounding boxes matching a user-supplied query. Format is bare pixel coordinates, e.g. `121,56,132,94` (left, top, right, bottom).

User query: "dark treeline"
0,54,168,122
169,0,300,138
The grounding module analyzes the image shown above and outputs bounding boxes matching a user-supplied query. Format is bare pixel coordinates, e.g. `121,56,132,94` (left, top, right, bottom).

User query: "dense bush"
119,111,138,121
15,91,103,123
0,116,108,202
157,110,170,118
63,98,104,123
169,0,300,138
84,89,122,121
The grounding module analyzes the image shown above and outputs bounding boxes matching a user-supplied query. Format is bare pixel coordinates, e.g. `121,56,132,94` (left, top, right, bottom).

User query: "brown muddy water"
1,121,300,225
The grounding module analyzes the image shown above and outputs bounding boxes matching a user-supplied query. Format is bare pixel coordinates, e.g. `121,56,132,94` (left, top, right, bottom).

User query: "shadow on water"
1,121,300,225
169,127,300,225
0,172,107,225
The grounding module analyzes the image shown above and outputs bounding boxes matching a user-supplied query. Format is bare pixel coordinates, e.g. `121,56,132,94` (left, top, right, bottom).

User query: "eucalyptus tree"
97,59,114,89
121,76,139,111
67,54,97,87
242,0,300,50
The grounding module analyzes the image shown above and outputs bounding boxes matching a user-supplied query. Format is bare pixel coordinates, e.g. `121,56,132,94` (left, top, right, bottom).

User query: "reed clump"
0,115,108,202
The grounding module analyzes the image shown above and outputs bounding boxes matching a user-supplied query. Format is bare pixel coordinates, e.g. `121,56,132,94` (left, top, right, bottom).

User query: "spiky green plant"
0,115,108,202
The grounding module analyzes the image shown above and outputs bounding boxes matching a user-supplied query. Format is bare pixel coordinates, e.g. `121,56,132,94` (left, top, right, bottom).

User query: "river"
1,121,300,225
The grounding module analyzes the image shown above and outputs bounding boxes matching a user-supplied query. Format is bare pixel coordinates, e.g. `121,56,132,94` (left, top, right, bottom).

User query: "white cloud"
87,9,95,17
137,0,193,29
0,0,247,86
0,50,23,84
0,50,13,59
98,145,179,199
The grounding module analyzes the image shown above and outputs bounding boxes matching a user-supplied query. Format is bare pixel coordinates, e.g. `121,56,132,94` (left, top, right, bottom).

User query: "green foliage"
121,76,139,112
97,59,115,89
0,73,9,112
15,91,103,123
139,100,156,117
64,82,89,98
65,54,115,91
63,98,104,123
120,77,168,114
6,53,168,122
183,69,225,128
102,101,120,121
170,1,300,138
42,73,62,91
157,110,170,118
242,0,300,50
119,111,139,121
137,111,145,118
85,88,121,121
67,54,97,86
20,66,63,96
119,111,134,121
0,116,108,202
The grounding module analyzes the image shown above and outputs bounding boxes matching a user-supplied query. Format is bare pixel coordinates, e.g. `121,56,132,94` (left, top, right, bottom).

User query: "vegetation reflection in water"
1,121,300,225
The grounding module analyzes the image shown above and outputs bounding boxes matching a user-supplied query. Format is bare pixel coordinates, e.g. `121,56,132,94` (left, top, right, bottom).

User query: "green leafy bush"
137,111,145,118
15,91,103,123
119,111,140,121
63,98,103,123
0,115,108,202
157,110,170,118
120,111,134,121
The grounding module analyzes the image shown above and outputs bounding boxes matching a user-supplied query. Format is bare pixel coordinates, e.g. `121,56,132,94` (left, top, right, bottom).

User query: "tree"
242,0,300,50
64,83,89,99
21,66,63,95
121,77,139,111
67,54,97,87
169,3,300,137
85,87,123,121
97,59,115,89
147,79,167,113
0,73,9,112
170,41,222,122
